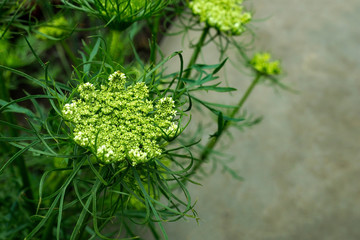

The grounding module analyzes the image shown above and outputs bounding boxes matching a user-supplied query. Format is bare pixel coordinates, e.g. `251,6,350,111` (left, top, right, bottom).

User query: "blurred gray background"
159,0,360,239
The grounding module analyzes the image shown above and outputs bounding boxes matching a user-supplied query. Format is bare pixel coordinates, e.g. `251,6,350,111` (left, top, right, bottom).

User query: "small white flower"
97,145,107,155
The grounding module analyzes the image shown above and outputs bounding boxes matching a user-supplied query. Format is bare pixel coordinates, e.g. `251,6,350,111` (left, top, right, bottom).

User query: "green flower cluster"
37,16,69,40
250,52,281,75
62,71,178,166
189,0,251,35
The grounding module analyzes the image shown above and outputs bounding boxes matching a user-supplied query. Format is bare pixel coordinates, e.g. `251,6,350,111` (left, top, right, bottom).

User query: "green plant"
0,0,285,239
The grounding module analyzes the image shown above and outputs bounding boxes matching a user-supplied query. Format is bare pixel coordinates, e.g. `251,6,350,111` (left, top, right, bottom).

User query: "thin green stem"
148,221,161,240
41,214,57,240
74,168,107,240
56,42,71,76
40,172,71,239
188,74,262,177
61,40,78,66
150,15,161,85
76,213,91,240
175,26,210,94
150,15,160,66
183,26,210,80
228,74,261,119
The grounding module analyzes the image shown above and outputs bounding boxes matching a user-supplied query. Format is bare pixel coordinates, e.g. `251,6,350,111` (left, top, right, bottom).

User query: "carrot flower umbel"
62,71,178,166
37,15,70,40
250,52,282,75
189,0,251,35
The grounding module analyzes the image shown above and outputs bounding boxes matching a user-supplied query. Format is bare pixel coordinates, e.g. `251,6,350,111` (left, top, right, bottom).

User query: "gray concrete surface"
160,0,360,239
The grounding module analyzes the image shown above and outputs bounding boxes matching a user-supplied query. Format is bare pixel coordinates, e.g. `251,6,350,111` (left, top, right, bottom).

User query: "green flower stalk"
189,0,251,35
250,52,282,75
37,15,70,40
62,71,178,166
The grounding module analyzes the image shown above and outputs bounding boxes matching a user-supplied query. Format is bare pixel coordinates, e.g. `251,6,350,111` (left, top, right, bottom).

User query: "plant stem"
76,213,91,240
188,74,262,177
61,40,78,66
148,221,161,240
150,15,161,86
56,42,71,76
228,74,261,119
183,26,210,80
41,214,57,240
149,15,160,66
74,169,107,240
175,26,210,94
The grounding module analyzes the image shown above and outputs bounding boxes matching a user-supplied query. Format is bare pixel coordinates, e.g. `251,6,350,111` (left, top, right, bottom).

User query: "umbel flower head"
250,52,282,75
63,0,171,30
37,16,70,40
62,71,178,166
189,0,251,35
